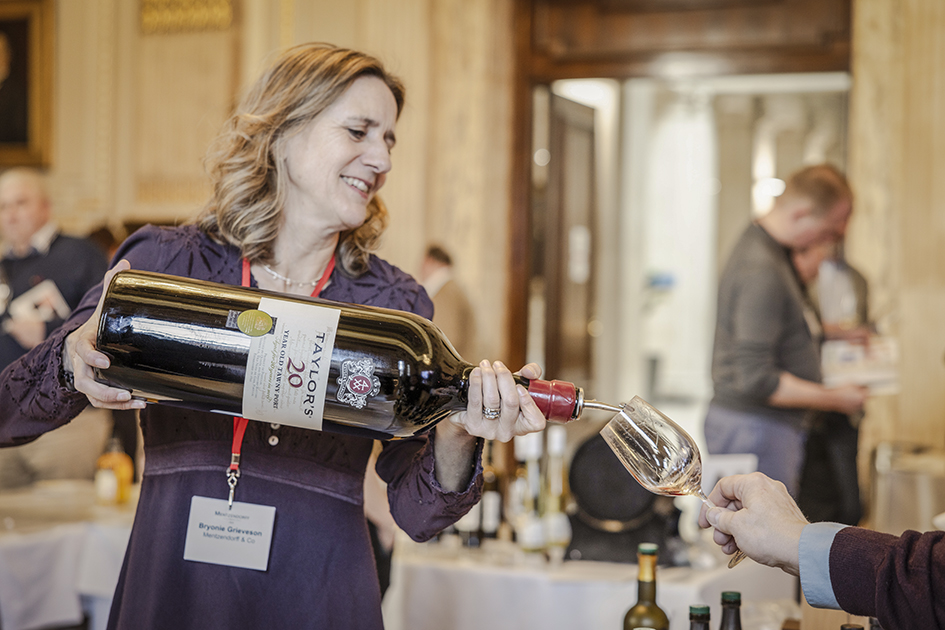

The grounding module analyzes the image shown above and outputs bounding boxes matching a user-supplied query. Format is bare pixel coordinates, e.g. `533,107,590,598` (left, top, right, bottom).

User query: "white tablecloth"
383,541,795,630
0,480,135,630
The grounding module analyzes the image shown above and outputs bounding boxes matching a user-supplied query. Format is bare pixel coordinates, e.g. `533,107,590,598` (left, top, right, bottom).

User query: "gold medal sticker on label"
237,309,273,337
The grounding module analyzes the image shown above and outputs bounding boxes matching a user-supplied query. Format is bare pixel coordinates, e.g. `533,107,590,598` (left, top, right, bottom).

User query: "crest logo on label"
337,359,381,409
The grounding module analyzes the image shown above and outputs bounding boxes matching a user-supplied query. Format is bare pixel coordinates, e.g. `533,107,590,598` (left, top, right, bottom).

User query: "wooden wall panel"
848,0,945,461
527,0,850,79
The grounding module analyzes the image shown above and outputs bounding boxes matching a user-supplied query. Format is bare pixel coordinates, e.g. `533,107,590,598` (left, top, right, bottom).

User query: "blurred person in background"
0,167,111,487
792,239,871,525
704,164,868,495
419,243,477,360
0,44,548,629
699,472,945,630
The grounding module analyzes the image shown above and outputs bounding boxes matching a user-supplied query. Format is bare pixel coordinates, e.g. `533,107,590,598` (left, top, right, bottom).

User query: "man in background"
419,244,477,360
0,167,110,487
704,164,868,495
793,240,871,525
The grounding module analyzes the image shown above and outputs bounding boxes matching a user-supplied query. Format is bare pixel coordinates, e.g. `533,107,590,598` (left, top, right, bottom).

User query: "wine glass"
599,395,748,568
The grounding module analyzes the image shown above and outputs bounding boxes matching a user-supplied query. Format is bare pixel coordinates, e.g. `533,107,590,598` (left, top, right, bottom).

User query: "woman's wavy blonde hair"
196,43,405,277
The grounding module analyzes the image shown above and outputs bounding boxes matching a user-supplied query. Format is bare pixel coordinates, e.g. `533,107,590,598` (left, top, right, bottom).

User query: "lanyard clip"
226,469,239,510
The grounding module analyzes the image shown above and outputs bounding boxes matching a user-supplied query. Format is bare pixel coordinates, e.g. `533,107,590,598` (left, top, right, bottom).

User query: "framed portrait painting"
0,0,51,166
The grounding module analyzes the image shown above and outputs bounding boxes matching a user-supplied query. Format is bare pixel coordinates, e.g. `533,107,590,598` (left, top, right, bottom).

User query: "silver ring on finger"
482,406,501,420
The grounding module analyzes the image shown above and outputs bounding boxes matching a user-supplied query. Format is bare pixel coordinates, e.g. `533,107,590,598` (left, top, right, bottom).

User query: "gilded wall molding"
140,0,233,34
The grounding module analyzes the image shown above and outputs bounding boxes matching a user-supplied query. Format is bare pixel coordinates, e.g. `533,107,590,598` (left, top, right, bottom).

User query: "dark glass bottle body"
840,625,864,630
689,605,711,630
719,591,742,630
94,271,585,440
623,543,669,630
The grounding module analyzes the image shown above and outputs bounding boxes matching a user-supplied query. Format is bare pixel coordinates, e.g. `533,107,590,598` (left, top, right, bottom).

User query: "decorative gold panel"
140,0,233,34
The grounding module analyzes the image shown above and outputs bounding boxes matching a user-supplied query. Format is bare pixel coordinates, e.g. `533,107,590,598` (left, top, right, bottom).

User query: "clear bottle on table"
511,432,544,553
623,542,669,630
454,500,481,548
718,591,742,630
689,604,711,630
542,425,571,562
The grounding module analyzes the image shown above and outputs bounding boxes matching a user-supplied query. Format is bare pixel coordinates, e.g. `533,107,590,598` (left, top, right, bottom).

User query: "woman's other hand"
447,360,547,443
62,259,146,410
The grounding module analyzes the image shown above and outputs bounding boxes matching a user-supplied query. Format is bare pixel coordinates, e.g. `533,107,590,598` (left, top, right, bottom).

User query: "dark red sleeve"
830,527,945,630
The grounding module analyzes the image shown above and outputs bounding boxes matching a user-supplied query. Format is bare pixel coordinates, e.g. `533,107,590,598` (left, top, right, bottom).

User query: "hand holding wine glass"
599,395,749,568
698,472,809,576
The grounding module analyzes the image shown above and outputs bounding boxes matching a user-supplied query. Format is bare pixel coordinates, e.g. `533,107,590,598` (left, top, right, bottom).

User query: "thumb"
706,506,733,534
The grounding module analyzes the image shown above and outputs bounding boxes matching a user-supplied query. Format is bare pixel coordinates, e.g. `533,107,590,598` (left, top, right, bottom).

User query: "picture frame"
0,0,52,166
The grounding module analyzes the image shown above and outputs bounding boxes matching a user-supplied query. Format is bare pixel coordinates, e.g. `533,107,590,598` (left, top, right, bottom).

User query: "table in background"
0,480,135,630
383,539,796,630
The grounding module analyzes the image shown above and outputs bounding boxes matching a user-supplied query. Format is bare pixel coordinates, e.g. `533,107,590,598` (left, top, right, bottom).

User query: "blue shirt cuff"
799,522,847,609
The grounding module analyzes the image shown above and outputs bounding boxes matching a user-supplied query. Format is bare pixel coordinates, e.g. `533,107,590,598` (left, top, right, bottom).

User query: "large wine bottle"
93,270,610,440
623,543,670,630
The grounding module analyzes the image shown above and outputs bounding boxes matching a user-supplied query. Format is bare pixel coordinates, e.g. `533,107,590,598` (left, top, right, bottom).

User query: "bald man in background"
0,167,110,487
704,164,869,495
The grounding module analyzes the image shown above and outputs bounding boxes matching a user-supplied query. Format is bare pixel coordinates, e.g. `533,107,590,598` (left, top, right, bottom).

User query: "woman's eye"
348,128,366,140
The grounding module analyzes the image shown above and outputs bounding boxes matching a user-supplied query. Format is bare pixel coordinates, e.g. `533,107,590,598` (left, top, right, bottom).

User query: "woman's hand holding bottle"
445,360,547,443
62,259,146,411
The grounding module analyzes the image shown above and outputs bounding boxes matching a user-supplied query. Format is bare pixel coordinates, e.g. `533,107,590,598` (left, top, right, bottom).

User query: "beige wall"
46,0,513,361
848,0,945,471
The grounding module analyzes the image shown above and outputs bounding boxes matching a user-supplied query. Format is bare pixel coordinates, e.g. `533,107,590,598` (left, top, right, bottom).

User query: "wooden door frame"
505,0,852,368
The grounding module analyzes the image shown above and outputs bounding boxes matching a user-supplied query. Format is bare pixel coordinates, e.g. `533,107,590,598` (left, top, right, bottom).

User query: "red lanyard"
226,256,335,507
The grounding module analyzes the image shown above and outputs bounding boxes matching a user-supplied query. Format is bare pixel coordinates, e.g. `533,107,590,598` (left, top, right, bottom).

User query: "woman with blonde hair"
0,43,546,629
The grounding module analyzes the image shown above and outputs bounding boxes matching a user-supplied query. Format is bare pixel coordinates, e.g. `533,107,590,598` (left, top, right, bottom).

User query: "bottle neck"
463,367,582,422
635,554,658,603
719,605,741,629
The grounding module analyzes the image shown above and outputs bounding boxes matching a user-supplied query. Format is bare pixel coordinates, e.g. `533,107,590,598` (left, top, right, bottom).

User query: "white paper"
183,496,276,571
241,297,339,429
821,336,900,395
8,279,70,321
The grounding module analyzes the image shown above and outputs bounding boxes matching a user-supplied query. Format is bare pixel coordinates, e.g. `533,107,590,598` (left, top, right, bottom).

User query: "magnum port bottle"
94,270,614,440
623,543,669,630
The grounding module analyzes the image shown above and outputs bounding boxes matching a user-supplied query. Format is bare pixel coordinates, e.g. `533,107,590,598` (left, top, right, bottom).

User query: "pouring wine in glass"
599,395,748,569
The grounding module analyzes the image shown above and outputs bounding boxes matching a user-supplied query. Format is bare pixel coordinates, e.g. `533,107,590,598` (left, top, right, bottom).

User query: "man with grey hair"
0,167,110,487
0,167,108,368
704,164,869,495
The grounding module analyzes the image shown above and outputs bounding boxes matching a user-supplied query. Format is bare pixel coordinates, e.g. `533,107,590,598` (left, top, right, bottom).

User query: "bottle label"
241,297,340,430
336,358,381,409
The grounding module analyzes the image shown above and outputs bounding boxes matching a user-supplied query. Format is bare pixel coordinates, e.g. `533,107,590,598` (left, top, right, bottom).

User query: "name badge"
183,496,276,571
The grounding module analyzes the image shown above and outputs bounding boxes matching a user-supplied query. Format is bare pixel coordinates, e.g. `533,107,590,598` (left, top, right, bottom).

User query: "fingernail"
480,360,490,368
516,384,528,397
116,391,130,401
494,361,506,370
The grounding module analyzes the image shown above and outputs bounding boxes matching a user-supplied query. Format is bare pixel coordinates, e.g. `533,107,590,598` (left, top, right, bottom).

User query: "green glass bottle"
623,543,669,630
689,605,711,630
718,591,742,630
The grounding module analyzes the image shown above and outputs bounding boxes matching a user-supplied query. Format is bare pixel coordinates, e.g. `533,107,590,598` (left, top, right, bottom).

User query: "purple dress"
0,225,482,629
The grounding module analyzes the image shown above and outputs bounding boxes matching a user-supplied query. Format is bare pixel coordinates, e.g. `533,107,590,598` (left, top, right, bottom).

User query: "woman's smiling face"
281,75,398,233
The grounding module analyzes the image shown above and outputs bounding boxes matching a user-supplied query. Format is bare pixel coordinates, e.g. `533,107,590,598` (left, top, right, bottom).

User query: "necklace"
259,257,335,294
261,264,320,288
